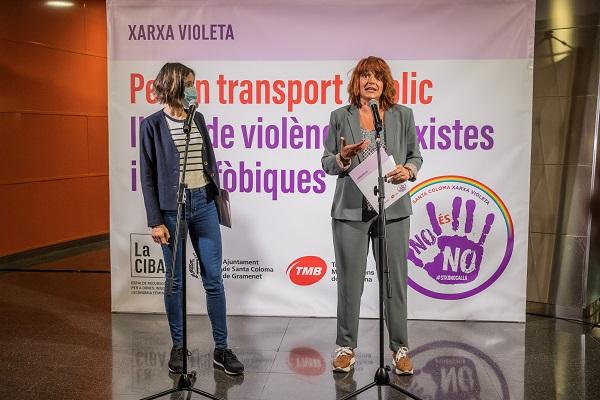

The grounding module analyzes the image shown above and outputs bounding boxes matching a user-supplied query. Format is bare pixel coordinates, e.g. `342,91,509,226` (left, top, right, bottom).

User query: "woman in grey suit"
322,56,423,375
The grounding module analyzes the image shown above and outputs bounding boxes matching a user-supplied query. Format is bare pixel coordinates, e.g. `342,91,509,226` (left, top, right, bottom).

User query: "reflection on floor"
1,245,599,399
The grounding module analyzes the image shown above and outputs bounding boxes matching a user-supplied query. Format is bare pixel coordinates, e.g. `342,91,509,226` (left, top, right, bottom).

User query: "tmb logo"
288,347,326,376
286,256,327,286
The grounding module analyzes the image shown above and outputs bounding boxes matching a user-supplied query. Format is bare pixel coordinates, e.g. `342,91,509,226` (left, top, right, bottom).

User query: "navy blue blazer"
139,109,221,227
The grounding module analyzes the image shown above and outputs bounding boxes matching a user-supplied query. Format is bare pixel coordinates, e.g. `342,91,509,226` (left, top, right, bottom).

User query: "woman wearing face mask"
139,62,243,376
322,56,423,375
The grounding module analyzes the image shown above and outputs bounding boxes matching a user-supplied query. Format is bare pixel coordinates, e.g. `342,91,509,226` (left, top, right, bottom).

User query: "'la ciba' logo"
407,176,514,299
130,234,165,278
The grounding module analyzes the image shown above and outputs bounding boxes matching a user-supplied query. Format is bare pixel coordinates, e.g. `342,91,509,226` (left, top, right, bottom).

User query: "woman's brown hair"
153,62,195,108
347,56,396,110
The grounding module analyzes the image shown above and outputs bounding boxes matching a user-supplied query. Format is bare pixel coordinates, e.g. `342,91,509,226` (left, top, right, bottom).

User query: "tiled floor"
1,244,599,399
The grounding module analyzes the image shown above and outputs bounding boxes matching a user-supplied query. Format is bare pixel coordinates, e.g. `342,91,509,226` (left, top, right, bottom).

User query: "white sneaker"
393,346,414,375
332,346,355,372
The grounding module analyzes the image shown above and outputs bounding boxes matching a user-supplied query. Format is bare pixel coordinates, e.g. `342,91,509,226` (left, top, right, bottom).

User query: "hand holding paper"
385,164,411,184
349,148,414,212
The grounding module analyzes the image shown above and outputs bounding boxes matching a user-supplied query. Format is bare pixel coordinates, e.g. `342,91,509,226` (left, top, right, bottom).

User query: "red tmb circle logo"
288,347,326,376
286,256,327,286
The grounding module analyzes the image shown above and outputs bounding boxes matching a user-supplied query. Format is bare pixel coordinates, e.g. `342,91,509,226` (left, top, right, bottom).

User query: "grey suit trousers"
333,214,409,352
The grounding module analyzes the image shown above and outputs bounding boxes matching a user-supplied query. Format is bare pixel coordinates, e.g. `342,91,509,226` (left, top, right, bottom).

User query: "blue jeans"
161,186,227,349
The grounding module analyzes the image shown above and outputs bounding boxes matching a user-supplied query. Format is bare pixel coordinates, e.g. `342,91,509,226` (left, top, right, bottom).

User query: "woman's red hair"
347,56,396,110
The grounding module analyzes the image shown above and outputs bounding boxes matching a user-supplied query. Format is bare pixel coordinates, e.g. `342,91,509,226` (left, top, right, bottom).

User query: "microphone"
183,101,197,134
368,99,383,133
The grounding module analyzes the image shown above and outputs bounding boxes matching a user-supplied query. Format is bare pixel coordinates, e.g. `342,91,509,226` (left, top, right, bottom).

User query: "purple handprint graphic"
405,357,482,400
406,339,512,400
408,196,495,285
421,356,481,400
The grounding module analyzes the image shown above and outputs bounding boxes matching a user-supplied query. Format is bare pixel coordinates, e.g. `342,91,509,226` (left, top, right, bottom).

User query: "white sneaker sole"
168,365,182,374
213,359,244,375
394,367,414,375
332,357,356,373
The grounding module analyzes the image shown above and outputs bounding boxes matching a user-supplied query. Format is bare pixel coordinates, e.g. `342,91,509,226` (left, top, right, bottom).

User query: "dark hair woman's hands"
152,224,171,245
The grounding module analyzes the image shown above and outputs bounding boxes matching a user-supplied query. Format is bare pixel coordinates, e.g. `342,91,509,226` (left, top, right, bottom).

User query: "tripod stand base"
140,370,223,400
374,367,390,384
176,371,196,389
339,366,423,400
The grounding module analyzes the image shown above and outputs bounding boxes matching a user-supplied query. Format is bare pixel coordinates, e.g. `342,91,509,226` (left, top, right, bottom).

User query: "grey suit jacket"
321,104,423,221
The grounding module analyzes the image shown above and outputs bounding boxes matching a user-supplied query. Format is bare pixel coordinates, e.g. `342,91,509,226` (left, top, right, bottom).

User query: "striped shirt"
164,112,209,188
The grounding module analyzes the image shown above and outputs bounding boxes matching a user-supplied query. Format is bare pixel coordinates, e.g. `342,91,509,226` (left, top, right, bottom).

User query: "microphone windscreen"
368,99,378,107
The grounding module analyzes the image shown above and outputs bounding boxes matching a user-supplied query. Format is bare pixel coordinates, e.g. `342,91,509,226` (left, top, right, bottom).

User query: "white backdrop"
108,0,535,321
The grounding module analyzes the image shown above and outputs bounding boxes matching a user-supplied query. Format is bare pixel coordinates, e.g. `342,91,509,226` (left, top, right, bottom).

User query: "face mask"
183,86,197,109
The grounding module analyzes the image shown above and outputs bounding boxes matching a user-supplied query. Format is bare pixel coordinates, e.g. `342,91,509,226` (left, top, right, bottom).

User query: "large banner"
108,0,535,321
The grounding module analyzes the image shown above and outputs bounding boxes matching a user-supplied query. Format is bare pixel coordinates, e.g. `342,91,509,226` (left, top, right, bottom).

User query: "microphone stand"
141,109,222,400
340,106,422,400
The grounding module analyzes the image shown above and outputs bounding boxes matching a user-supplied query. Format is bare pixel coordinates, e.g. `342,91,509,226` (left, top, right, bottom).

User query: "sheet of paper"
349,149,413,212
